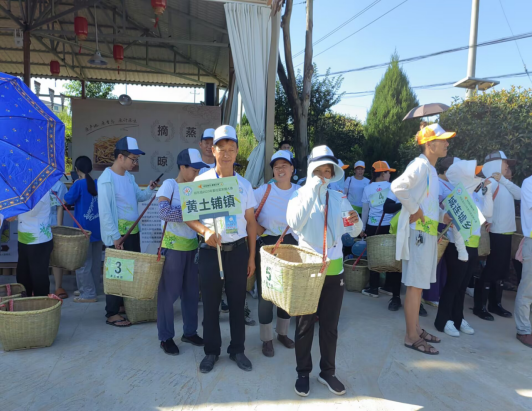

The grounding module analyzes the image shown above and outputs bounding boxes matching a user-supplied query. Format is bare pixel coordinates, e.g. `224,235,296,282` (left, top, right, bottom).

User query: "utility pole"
466,0,480,99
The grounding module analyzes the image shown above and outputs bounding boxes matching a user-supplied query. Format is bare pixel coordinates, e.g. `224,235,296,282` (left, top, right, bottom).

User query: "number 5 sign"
105,257,135,282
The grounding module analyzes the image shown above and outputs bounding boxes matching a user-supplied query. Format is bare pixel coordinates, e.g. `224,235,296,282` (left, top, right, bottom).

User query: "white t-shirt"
438,177,454,205
199,161,215,175
254,183,299,237
110,170,139,234
344,177,370,208
410,164,440,232
18,193,52,245
157,179,198,251
362,181,397,226
49,181,67,226
521,176,532,238
194,169,257,243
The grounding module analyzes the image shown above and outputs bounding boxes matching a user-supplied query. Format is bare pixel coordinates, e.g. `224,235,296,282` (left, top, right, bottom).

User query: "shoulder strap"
254,184,272,219
157,192,175,261
493,184,500,201
319,191,329,274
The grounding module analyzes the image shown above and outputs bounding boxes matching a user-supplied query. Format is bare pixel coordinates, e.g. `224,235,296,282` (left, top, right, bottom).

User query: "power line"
341,71,529,98
497,0,532,85
295,0,409,66
292,0,382,58
320,31,532,76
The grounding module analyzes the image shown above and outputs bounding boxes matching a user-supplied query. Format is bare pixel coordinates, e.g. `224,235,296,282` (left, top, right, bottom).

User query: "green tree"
64,81,117,99
439,86,532,185
364,53,419,169
56,109,73,172
275,65,344,155
318,113,365,170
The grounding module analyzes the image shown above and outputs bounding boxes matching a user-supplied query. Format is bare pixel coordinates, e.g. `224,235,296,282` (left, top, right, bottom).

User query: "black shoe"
160,339,179,356
419,304,428,317
318,373,346,396
262,340,274,357
230,353,252,371
361,287,379,298
221,299,229,313
181,334,204,346
199,354,219,373
295,374,310,397
473,308,494,321
488,304,513,318
388,296,401,311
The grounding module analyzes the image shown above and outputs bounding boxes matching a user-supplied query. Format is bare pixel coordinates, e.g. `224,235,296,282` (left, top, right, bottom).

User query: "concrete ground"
1,274,532,411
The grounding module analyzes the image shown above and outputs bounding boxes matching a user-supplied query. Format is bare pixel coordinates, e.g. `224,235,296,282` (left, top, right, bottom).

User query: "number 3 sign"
105,257,135,281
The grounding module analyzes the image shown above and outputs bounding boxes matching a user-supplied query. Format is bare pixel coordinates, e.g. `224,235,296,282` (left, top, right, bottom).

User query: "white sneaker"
466,287,474,298
444,320,460,337
460,319,475,335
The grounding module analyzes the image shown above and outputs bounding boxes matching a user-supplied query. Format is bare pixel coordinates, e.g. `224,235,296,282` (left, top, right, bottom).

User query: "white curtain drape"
229,83,239,128
225,3,272,187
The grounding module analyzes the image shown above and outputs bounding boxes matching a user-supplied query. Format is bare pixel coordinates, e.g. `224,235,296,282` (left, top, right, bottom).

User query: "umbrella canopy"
0,73,65,219
402,103,450,121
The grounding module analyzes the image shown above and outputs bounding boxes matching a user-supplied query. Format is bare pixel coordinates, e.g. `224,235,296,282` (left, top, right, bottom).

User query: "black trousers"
474,233,512,309
295,273,344,377
16,240,53,297
105,233,141,318
366,224,401,297
199,241,248,356
256,234,298,325
435,244,478,331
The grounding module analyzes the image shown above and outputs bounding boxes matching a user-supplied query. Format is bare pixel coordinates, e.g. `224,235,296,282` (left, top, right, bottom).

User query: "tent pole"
23,29,31,86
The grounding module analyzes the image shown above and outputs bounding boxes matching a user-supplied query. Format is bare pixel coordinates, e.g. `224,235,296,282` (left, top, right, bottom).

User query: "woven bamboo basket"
437,237,449,263
50,226,92,271
479,224,490,257
103,248,165,300
260,245,329,316
124,296,158,324
246,273,256,292
343,259,369,292
0,296,62,351
0,283,26,299
366,234,402,273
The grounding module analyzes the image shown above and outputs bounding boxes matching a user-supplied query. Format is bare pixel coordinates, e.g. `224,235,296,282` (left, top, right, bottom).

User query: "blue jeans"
157,248,199,341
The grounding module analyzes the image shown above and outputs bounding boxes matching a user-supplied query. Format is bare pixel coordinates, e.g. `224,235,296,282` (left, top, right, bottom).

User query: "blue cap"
213,125,238,146
201,128,215,140
115,136,145,155
177,148,208,170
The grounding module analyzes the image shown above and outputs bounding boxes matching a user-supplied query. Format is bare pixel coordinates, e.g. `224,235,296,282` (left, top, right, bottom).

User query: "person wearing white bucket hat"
287,145,362,397
254,150,300,358
344,160,369,214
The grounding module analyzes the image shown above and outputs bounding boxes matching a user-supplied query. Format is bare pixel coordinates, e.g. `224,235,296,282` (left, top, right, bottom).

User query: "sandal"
106,317,132,327
405,338,439,355
55,288,68,299
73,297,97,303
420,329,441,343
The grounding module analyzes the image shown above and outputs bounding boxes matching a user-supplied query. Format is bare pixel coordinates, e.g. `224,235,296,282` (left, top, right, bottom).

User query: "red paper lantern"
113,44,124,74
74,16,88,41
151,0,167,28
50,60,60,76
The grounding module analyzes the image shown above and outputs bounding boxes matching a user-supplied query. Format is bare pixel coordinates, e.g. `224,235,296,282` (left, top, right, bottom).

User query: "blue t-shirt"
64,179,102,243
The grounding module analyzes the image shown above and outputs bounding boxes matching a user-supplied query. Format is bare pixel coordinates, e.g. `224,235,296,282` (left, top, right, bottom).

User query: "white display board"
138,197,162,255
72,99,221,184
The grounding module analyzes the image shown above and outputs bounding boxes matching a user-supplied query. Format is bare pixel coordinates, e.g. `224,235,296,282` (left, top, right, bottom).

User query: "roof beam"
0,3,25,28
32,35,84,79
33,29,229,47
166,4,227,35
30,0,102,31
35,33,205,84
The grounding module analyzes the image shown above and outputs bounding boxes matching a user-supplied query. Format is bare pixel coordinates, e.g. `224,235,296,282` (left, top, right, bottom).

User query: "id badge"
225,215,238,234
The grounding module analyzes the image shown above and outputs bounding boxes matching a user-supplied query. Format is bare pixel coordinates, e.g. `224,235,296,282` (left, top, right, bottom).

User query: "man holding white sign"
185,125,257,374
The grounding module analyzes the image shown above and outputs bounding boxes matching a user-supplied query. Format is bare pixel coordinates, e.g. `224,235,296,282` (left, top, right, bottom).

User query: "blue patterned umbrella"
0,73,65,219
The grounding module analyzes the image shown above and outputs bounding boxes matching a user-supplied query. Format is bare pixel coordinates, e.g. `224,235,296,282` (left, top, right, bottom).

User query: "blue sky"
37,0,532,122
283,0,532,121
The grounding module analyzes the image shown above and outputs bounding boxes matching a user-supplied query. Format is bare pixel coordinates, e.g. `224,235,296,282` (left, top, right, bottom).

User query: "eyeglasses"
126,156,139,164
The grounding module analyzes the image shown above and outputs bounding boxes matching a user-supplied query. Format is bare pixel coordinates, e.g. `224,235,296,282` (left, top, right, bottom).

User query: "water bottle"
341,196,357,237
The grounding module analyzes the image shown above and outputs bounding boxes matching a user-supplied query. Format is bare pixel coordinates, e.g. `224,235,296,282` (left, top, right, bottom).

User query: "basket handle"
319,191,329,274
48,293,63,304
255,184,272,219
6,284,11,296
270,225,291,255
157,192,174,262
52,191,90,239
119,195,157,246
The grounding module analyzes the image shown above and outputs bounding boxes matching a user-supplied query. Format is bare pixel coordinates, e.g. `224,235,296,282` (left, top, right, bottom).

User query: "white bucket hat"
307,145,344,183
